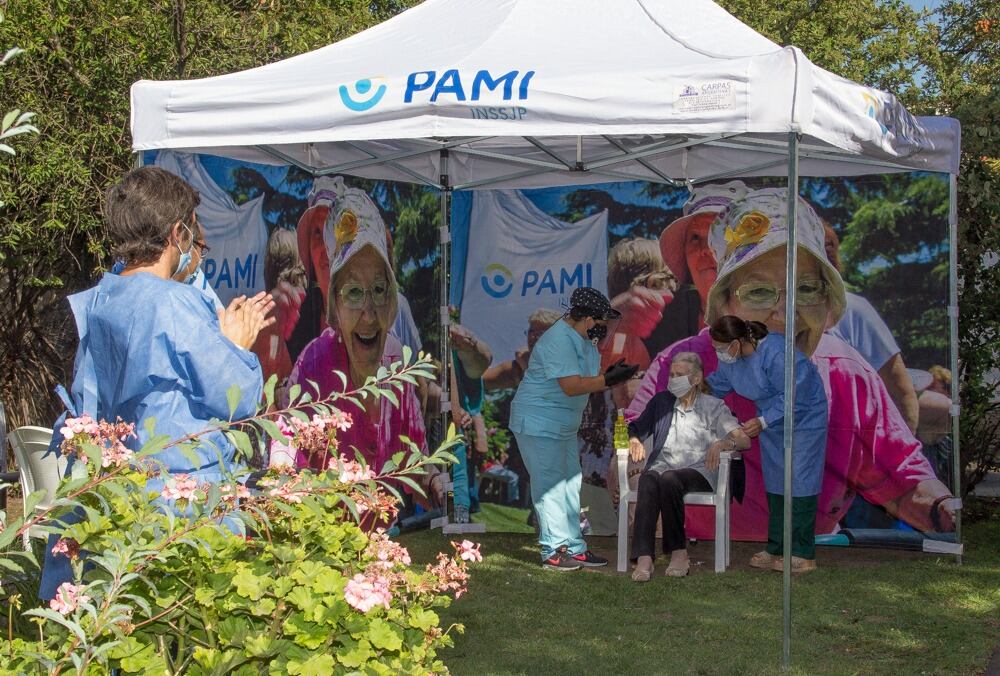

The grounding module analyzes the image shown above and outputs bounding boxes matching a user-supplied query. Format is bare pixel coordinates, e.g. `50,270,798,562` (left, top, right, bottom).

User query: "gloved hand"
604,358,639,388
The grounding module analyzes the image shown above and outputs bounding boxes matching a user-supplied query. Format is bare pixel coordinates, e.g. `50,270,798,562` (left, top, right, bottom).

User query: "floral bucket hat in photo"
321,179,397,292
705,187,846,327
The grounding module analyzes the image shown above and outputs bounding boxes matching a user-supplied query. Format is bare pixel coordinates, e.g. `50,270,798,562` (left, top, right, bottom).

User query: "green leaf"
226,384,241,419
257,417,285,442
408,607,439,632
2,108,19,132
283,612,328,650
286,586,319,615
288,654,335,676
226,429,254,463
336,637,373,668
232,566,266,600
310,566,343,595
368,618,403,651
263,373,278,408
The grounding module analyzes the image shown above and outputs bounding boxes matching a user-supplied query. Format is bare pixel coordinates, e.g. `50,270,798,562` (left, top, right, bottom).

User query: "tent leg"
782,130,801,672
132,151,144,168
948,173,962,564
439,147,452,486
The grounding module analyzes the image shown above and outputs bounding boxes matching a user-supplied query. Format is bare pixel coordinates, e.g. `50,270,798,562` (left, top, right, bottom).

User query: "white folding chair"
8,426,63,550
616,447,739,574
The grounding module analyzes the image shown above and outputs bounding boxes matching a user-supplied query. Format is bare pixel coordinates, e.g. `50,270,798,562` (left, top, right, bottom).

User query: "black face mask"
587,323,608,343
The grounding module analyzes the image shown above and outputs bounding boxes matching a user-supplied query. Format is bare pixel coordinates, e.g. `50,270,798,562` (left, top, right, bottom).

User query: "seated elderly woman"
286,183,443,503
627,352,750,581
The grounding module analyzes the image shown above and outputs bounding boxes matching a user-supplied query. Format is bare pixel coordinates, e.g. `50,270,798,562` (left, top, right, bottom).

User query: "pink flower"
344,573,392,613
456,540,483,563
267,475,310,503
335,456,375,484
329,409,353,432
59,415,100,440
49,582,90,616
219,483,252,502
366,530,412,569
161,474,200,501
101,441,134,468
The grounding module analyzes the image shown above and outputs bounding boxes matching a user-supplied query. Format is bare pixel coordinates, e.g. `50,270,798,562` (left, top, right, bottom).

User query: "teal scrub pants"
513,431,586,560
452,442,471,510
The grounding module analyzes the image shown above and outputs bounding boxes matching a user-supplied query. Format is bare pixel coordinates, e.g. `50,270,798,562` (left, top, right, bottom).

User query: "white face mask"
716,344,738,364
667,375,694,398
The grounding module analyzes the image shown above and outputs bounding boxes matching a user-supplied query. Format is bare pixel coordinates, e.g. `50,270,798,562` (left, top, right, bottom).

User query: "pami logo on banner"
201,254,260,292
481,262,594,299
461,190,607,363
338,70,535,120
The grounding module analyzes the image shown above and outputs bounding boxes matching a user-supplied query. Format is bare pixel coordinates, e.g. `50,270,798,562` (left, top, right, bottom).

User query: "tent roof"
130,0,960,188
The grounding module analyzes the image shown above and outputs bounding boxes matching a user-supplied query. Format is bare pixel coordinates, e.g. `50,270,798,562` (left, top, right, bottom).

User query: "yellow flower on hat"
724,210,770,257
335,210,358,247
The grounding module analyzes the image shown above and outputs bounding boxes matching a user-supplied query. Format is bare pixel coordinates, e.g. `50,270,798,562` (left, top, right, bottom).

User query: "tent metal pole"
948,173,962,563
691,158,789,185
600,135,686,186
782,130,801,672
523,136,576,169
439,148,452,455
132,151,144,168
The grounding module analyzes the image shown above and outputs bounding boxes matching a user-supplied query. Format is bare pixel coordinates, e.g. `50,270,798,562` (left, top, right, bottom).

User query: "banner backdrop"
460,190,608,364
152,151,956,546
451,175,956,543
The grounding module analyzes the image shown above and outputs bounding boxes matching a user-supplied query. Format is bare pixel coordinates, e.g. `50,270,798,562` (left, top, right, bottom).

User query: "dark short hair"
104,166,200,267
709,315,769,345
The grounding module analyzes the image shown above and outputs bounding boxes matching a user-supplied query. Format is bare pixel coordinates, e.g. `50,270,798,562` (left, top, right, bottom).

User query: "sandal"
664,563,689,577
631,565,654,583
771,556,817,573
749,550,779,569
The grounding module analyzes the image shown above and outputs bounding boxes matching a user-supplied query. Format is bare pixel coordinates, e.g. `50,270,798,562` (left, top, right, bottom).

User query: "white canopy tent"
130,0,963,666
131,0,959,186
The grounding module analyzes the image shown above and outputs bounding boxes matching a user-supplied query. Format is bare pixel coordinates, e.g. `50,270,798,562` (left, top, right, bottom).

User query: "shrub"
0,352,478,674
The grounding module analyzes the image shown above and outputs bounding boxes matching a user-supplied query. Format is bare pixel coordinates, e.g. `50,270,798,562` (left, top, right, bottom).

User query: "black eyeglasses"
194,241,211,255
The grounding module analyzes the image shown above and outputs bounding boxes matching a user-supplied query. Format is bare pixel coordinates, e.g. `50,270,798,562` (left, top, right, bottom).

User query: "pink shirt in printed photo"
287,328,427,473
628,330,937,540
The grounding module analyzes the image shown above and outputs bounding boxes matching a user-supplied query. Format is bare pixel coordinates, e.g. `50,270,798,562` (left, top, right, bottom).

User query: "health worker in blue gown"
707,315,828,573
40,166,274,598
510,287,639,572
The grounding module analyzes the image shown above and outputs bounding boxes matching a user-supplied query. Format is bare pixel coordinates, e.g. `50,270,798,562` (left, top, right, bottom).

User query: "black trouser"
632,468,711,559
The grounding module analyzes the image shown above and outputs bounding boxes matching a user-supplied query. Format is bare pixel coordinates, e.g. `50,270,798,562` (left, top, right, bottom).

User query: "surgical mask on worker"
172,222,195,278
587,322,608,344
667,375,693,398
716,346,738,364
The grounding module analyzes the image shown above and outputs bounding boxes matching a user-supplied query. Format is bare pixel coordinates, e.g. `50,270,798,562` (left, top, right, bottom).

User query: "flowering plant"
0,351,478,674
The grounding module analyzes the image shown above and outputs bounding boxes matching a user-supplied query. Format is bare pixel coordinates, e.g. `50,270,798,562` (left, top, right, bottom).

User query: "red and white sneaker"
542,546,583,572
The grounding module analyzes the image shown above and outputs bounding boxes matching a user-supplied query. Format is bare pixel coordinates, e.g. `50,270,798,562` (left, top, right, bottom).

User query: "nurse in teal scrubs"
510,287,638,571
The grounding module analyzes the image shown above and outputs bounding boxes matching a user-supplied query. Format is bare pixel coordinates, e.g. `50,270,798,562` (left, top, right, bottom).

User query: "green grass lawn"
401,501,1000,675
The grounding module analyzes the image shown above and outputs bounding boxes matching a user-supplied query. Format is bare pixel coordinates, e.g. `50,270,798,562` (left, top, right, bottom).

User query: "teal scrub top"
510,319,601,440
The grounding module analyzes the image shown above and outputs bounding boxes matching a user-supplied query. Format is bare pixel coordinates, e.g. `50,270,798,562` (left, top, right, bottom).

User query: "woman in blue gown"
40,167,274,598
707,315,828,572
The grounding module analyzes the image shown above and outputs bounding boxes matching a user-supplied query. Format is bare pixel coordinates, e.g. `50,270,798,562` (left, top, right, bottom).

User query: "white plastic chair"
8,426,63,549
616,447,739,574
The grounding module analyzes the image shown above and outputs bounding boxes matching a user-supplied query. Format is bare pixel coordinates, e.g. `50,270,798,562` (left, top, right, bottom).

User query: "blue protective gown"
66,271,263,472
39,272,262,598
707,333,827,496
